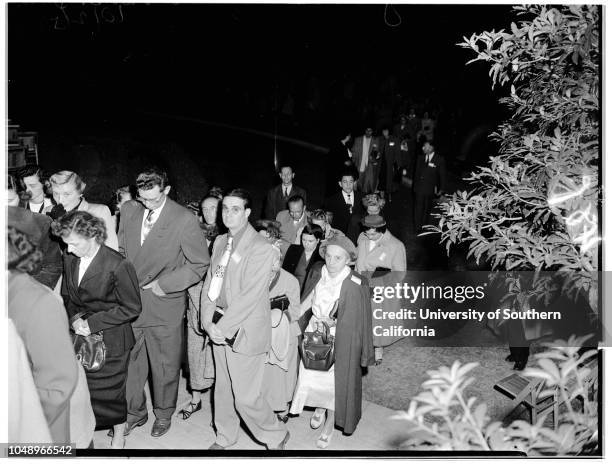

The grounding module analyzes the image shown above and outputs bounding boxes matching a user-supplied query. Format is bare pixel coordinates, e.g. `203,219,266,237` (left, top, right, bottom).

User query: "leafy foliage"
394,335,599,455
426,5,600,312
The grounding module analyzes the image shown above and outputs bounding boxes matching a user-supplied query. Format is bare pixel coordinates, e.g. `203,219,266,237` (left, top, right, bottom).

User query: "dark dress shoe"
276,413,289,423
108,415,148,437
269,431,290,450
513,360,527,371
151,419,172,437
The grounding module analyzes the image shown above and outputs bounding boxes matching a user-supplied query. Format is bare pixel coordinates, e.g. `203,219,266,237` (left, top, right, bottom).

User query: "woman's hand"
73,318,91,336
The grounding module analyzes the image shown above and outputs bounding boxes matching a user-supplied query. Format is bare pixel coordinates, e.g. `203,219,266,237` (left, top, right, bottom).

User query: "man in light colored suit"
275,194,308,250
118,167,209,437
351,126,381,193
201,188,289,450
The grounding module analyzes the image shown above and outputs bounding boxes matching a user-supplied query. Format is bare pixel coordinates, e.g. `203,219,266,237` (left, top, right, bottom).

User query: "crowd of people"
7,111,449,450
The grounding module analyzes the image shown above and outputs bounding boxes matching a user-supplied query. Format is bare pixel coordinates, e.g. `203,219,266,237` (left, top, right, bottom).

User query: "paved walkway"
92,376,407,451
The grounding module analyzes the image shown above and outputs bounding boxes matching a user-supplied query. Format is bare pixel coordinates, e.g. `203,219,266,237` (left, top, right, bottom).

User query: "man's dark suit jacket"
61,244,142,357
264,184,307,220
8,205,62,289
413,152,447,196
118,198,210,328
282,243,324,299
324,191,364,235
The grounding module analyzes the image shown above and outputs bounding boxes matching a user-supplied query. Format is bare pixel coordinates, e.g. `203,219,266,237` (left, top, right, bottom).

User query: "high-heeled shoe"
310,408,325,429
316,429,334,449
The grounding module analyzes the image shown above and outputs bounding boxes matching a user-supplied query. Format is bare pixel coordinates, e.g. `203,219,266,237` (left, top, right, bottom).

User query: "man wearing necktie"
201,188,289,450
413,141,447,233
264,165,308,220
118,167,209,438
324,168,364,235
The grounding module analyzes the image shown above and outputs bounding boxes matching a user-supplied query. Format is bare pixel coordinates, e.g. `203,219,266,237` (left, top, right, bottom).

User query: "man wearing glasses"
117,166,210,438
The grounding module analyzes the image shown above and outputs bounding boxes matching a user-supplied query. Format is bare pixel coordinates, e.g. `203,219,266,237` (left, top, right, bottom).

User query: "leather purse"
72,332,106,373
300,321,335,371
298,300,339,371
70,311,106,373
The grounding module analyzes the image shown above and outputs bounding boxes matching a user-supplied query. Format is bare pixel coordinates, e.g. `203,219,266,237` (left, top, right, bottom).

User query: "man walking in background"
264,165,307,220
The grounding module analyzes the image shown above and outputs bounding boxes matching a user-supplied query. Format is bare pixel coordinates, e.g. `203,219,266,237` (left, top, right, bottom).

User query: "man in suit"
350,126,380,192
276,194,308,247
264,165,307,220
118,167,210,437
201,188,289,450
413,141,447,232
324,168,364,235
379,127,402,200
7,176,62,289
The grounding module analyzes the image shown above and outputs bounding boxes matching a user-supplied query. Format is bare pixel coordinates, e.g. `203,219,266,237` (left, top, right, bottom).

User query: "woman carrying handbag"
290,236,375,448
52,211,142,448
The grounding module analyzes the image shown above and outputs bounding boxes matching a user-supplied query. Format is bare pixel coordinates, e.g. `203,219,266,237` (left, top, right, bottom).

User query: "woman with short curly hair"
52,210,142,448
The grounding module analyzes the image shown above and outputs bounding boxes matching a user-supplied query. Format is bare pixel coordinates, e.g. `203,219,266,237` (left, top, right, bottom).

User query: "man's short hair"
136,167,169,191
278,165,294,173
339,166,358,181
224,188,252,211
287,194,304,206
16,164,49,190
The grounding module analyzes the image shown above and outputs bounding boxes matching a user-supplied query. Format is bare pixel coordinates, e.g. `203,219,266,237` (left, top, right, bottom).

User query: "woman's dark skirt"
86,350,130,429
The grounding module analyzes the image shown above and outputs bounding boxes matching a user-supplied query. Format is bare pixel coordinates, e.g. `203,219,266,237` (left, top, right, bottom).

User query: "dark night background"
7,3,512,221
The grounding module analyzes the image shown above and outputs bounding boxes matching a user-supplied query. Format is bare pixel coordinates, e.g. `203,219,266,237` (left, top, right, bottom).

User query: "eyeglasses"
137,191,165,206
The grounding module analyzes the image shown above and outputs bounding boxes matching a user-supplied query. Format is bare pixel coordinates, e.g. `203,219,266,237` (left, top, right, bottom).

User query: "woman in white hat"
290,236,374,448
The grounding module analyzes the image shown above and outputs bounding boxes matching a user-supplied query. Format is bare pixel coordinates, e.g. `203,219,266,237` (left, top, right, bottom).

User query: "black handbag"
72,332,106,372
300,321,335,371
70,311,106,372
298,300,338,371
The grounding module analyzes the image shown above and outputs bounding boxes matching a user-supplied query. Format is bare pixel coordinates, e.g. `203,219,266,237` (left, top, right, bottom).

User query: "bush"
394,335,599,455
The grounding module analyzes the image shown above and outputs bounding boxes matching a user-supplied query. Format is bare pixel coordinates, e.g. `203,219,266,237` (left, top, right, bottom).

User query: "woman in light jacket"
47,170,118,250
355,214,406,364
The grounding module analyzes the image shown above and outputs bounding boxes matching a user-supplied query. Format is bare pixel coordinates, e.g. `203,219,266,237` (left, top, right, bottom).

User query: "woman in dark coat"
282,223,325,300
290,235,374,448
53,211,142,448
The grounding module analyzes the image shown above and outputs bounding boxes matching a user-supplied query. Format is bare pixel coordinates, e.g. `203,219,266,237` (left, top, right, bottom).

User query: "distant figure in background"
346,191,386,245
351,126,380,192
112,185,136,233
7,225,78,444
265,165,308,220
7,175,62,290
53,211,142,448
325,131,353,197
419,111,436,143
119,167,210,438
413,141,447,232
379,127,402,201
324,169,364,235
47,170,118,251
392,114,411,142
16,164,54,213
